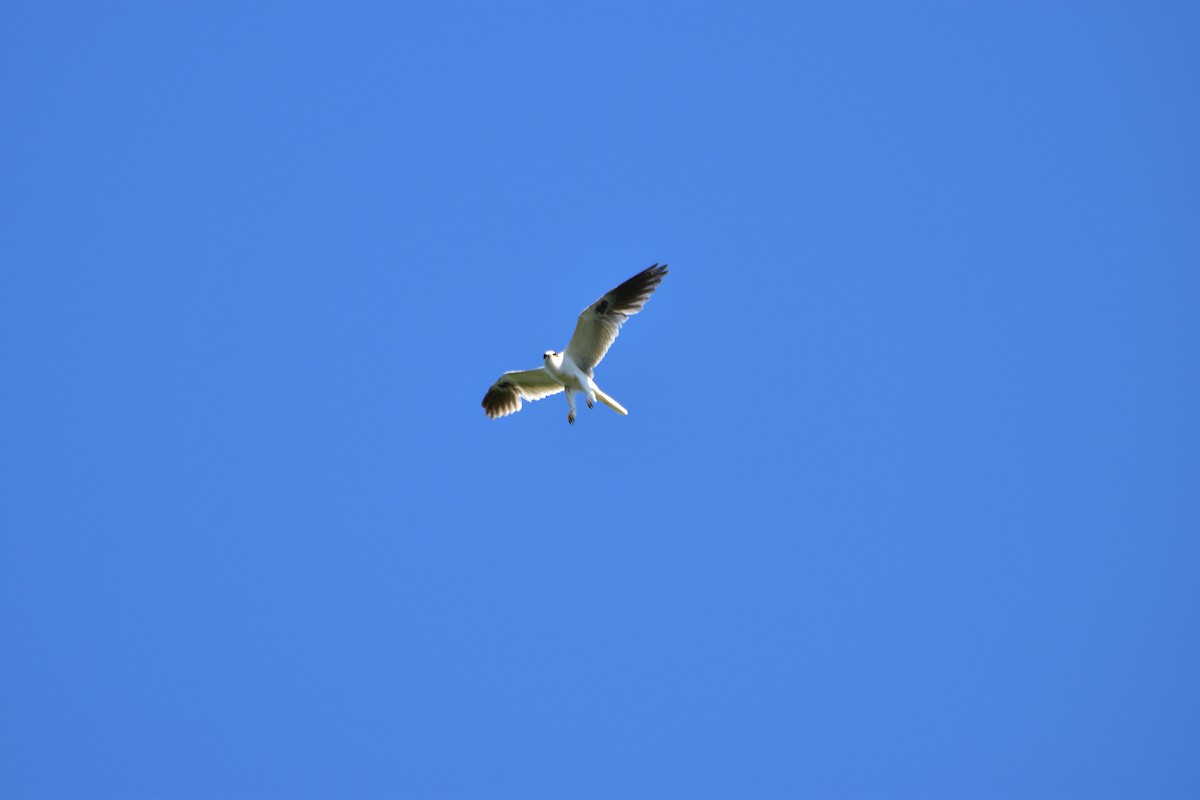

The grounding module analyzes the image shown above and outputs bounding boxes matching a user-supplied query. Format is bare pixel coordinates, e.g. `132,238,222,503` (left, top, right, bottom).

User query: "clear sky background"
2,2,1198,798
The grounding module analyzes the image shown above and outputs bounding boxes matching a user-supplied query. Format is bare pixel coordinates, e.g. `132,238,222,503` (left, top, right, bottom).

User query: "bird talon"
587,399,594,409
568,412,575,425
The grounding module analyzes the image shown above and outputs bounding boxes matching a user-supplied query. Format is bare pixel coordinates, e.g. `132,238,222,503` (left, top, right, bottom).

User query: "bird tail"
594,387,628,415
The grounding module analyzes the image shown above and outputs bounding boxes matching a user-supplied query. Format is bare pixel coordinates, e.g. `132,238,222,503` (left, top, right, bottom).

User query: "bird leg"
566,390,577,425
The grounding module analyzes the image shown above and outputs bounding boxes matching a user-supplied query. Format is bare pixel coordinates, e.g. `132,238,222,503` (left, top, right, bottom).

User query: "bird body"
542,350,629,421
541,350,590,402
482,263,668,424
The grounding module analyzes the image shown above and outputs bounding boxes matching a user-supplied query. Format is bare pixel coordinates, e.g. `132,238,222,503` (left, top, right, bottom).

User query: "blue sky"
2,2,1198,797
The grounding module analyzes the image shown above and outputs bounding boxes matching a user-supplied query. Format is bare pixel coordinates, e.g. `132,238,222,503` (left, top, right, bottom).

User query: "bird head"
543,350,556,360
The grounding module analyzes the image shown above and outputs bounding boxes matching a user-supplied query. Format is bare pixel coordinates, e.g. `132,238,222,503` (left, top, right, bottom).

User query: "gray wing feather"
481,367,564,419
563,263,668,375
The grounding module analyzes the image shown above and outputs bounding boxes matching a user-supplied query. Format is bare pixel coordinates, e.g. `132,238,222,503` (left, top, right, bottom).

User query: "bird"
482,263,669,425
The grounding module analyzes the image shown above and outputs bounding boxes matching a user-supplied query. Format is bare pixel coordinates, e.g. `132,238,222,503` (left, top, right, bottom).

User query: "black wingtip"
642,263,669,281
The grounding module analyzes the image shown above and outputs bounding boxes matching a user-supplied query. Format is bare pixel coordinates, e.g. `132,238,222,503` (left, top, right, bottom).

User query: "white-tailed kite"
482,263,669,425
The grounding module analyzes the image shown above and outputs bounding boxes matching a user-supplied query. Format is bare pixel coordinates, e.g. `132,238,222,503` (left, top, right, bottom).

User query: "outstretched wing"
563,263,668,375
481,368,564,419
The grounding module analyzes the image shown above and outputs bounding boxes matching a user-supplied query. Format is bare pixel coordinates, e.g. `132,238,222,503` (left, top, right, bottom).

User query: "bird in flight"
482,263,669,425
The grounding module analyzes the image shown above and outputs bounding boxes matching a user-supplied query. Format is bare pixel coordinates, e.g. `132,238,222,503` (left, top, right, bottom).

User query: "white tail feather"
594,388,628,415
